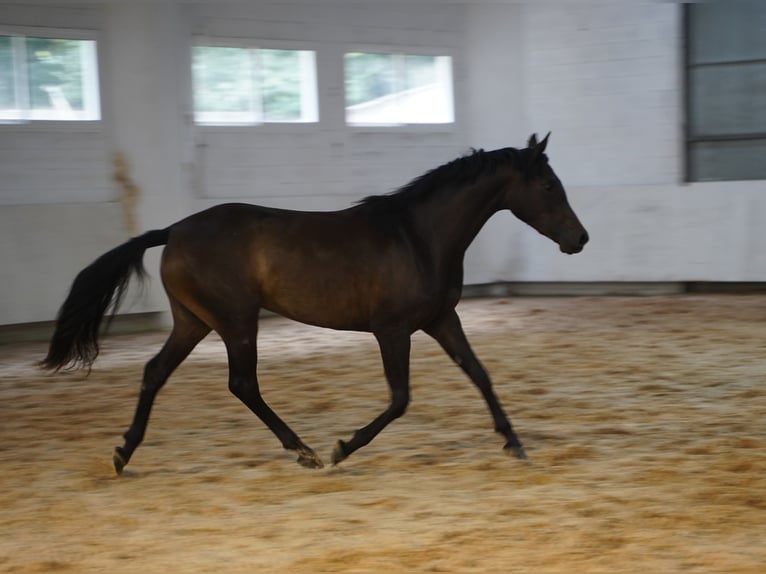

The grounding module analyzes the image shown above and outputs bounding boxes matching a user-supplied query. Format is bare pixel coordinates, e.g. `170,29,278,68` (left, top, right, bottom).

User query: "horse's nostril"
579,231,589,246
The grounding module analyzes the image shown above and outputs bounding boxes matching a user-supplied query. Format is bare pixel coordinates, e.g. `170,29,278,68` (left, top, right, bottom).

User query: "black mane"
358,147,527,211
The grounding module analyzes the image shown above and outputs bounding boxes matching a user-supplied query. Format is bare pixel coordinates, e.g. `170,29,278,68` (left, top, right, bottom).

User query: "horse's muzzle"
559,229,589,254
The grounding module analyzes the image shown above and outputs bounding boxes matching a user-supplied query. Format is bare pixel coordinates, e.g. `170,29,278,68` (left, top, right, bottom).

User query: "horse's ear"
538,131,550,153
527,132,550,167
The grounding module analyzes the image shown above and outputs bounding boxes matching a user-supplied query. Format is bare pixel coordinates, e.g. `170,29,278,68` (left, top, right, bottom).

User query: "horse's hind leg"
424,309,527,460
114,304,211,474
224,327,323,469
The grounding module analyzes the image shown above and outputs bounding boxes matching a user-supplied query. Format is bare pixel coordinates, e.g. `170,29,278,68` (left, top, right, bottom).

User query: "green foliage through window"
193,44,317,124
0,33,100,121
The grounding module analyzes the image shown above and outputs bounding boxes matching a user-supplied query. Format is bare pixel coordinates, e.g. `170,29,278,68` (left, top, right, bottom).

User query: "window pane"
193,45,317,124
27,37,95,116
689,63,766,136
1,35,99,121
400,54,453,124
345,51,453,125
193,46,255,123
0,36,16,111
344,52,395,108
689,139,766,181
404,55,436,90
686,4,766,181
689,4,766,64
259,49,316,122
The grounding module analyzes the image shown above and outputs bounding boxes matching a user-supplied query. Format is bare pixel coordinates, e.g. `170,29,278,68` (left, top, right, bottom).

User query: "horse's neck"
411,176,505,269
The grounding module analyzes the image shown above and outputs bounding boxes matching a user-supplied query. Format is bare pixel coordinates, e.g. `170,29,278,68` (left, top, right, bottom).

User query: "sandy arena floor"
0,295,765,573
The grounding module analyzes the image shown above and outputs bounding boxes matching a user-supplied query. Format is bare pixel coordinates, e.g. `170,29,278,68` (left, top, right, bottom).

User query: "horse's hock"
1,295,765,573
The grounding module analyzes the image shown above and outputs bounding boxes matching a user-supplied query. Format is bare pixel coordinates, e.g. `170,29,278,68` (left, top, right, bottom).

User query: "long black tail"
41,228,170,372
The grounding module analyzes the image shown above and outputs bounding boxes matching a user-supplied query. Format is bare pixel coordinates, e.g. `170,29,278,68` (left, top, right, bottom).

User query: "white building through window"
345,51,454,126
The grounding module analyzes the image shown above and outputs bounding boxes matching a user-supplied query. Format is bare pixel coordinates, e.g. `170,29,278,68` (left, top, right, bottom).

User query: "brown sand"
1,296,764,573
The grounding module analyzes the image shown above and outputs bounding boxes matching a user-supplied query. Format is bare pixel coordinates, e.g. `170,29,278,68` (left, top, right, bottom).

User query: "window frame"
191,36,319,127
0,25,102,126
343,44,455,130
683,5,766,182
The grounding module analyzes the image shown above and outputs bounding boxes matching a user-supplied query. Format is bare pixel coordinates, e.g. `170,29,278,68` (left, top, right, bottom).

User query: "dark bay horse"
42,133,588,474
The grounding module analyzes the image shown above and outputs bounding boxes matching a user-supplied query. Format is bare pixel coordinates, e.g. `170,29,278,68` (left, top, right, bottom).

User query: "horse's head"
506,133,589,254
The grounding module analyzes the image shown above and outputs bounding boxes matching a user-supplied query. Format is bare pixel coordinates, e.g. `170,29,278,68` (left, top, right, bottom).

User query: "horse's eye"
544,181,553,191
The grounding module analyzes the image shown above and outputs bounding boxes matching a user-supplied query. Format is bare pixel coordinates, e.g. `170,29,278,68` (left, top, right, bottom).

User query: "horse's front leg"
424,309,527,459
332,332,411,465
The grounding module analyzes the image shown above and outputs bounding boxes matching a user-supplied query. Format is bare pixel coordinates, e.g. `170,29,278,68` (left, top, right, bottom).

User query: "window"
685,4,766,181
344,51,453,125
192,43,318,125
0,31,100,122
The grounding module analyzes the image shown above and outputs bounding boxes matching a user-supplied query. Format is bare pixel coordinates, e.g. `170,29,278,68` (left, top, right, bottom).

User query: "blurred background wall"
1,1,764,326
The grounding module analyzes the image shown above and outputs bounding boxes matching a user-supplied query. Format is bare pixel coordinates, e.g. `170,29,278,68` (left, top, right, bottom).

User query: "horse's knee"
141,357,168,394
390,389,410,419
228,376,246,398
229,376,259,402
464,361,490,386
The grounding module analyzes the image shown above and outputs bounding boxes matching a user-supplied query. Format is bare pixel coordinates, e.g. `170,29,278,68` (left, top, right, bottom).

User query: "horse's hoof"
504,443,528,460
296,447,324,469
113,447,128,475
331,440,348,465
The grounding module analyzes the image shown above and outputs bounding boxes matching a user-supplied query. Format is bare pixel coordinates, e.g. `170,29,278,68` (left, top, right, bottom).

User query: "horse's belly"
261,291,371,331
257,266,376,331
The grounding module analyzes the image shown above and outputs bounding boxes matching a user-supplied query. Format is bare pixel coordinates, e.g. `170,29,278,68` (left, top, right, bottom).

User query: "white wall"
0,1,467,324
465,3,766,284
188,2,466,210
0,2,764,326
